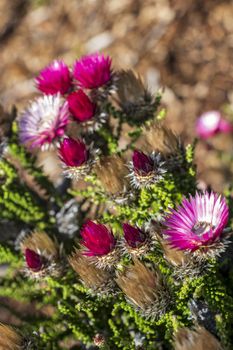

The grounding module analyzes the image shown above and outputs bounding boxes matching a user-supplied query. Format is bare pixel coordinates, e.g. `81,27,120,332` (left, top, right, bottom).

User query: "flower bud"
132,150,154,174
129,150,166,188
81,220,116,256
58,137,97,179
59,138,88,167
80,220,118,269
25,248,43,272
123,223,146,248
21,231,61,279
67,90,96,122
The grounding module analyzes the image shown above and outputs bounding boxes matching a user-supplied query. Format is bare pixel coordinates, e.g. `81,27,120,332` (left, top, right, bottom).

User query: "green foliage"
0,82,232,350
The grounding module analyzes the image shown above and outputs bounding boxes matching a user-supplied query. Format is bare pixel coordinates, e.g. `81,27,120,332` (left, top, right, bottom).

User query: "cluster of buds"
21,231,62,279
19,53,114,150
173,326,222,350
116,259,170,319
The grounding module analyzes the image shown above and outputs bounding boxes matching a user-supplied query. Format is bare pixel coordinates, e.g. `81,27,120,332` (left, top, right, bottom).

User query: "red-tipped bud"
25,248,43,271
59,138,88,167
123,223,146,248
132,150,154,174
81,220,116,256
67,90,96,122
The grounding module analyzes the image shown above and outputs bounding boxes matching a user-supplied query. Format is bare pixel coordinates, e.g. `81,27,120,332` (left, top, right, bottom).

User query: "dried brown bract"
116,259,170,318
95,154,131,203
0,323,23,350
158,237,208,279
69,249,116,296
174,326,223,350
159,238,188,267
115,70,155,122
140,122,181,157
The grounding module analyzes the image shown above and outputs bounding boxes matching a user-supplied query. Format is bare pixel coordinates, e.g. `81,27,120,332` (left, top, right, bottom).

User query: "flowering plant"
0,53,233,350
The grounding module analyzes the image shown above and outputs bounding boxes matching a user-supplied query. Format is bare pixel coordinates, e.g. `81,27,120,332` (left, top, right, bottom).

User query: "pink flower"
19,95,70,150
25,248,43,271
132,150,154,175
35,60,72,95
80,220,116,256
163,191,229,251
196,111,233,139
58,138,88,167
123,223,146,248
73,53,112,89
67,90,96,122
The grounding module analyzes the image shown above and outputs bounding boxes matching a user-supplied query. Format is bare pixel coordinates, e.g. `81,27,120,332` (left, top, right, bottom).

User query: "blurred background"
0,0,233,189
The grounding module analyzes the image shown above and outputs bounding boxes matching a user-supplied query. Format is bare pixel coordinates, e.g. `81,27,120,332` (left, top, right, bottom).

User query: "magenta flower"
59,138,88,167
35,60,72,95
163,192,229,251
19,95,70,150
196,111,233,139
25,248,43,271
80,220,116,256
123,223,146,248
132,150,154,175
73,53,112,89
67,90,96,122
